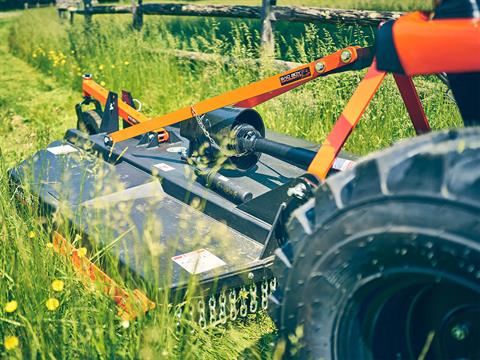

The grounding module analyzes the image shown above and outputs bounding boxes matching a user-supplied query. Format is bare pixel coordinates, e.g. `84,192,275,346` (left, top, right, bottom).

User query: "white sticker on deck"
47,144,78,155
172,249,226,274
332,157,356,171
153,163,175,172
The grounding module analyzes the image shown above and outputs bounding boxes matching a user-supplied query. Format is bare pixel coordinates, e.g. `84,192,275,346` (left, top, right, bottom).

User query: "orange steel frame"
84,55,430,180
98,45,430,180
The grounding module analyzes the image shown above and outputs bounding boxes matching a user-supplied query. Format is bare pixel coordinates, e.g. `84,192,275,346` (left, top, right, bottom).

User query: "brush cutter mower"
9,6,480,359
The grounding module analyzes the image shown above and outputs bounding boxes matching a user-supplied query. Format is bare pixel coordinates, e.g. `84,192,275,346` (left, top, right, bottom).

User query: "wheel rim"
336,274,480,359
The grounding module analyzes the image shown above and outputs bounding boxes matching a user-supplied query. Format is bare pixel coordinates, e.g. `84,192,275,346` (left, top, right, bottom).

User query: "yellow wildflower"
4,300,18,313
121,320,130,329
61,59,66,65
32,54,37,58
98,64,105,70
78,247,87,258
4,336,19,351
51,280,64,292
124,61,130,66
28,231,36,239
46,298,60,311
111,64,116,69
100,81,106,87
46,243,54,249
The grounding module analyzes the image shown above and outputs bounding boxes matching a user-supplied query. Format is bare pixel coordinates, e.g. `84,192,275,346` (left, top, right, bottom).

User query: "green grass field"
0,3,460,358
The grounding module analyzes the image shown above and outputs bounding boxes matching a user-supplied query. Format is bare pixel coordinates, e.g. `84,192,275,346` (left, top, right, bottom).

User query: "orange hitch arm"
82,77,169,141
107,46,362,144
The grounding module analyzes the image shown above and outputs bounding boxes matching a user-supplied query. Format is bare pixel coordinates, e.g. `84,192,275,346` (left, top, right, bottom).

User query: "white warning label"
47,144,78,155
332,157,356,171
153,162,175,172
172,249,226,274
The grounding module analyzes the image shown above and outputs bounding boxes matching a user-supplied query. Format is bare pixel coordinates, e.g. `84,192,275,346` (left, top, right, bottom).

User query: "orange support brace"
52,231,155,320
308,62,387,180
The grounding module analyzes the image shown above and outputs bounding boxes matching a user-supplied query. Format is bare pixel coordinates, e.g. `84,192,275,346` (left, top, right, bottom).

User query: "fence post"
83,0,92,23
24,2,28,9
260,0,275,56
69,9,75,23
132,0,143,30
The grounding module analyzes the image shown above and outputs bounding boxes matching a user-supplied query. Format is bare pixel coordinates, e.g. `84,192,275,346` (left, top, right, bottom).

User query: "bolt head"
451,324,469,341
248,272,254,280
104,136,112,146
315,61,326,73
287,183,308,199
341,50,352,63
82,73,93,80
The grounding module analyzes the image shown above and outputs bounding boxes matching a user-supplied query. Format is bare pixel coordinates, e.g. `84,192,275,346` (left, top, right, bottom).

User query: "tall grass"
8,9,461,155
1,5,461,358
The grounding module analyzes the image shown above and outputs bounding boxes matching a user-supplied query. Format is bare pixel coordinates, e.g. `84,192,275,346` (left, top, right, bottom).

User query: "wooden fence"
60,1,402,54
24,2,55,9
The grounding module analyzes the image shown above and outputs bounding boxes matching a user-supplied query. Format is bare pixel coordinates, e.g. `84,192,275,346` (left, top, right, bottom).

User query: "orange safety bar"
107,46,362,144
52,231,155,320
393,12,480,75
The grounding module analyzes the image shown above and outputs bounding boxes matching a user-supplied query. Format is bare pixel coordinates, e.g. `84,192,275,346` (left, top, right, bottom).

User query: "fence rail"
71,3,401,26
59,1,401,59
67,3,402,27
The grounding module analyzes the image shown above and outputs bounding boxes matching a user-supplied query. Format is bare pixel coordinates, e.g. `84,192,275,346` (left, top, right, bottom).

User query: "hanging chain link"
261,279,269,310
229,289,238,321
249,283,258,313
174,277,278,329
208,296,217,325
270,277,277,293
198,299,207,329
190,105,247,159
219,292,227,324
191,106,221,150
239,286,248,317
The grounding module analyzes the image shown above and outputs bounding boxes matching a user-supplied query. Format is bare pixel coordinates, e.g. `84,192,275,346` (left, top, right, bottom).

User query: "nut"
340,50,352,63
315,61,326,73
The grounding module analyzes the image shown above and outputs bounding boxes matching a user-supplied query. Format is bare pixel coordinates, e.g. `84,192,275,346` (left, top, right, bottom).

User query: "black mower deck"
10,126,326,294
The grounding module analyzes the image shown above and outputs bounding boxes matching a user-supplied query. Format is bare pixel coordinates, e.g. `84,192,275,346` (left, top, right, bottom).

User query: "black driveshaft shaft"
253,138,316,170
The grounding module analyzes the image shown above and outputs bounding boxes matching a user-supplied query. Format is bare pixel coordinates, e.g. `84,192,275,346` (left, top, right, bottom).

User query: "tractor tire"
76,110,103,135
270,128,480,359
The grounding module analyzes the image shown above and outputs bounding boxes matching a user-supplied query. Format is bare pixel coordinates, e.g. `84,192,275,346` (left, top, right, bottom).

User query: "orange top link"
393,12,480,75
107,47,360,144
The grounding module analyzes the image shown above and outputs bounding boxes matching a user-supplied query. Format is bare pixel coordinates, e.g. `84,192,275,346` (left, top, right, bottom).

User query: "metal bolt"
451,323,469,341
104,136,112,146
248,272,254,280
287,183,308,200
315,61,326,73
82,73,93,80
340,50,352,63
